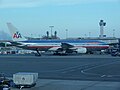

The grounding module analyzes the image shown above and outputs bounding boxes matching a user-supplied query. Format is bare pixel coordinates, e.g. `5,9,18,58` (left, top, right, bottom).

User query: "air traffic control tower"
99,20,106,38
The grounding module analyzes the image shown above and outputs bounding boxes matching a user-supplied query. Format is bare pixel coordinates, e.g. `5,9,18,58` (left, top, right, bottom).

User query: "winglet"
7,23,27,41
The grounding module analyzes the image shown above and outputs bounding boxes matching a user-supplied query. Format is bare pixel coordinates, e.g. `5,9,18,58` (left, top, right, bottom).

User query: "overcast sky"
0,0,120,39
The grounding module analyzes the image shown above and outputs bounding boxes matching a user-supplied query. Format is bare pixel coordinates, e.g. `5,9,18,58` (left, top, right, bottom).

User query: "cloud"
0,0,40,8
0,0,118,8
51,0,119,5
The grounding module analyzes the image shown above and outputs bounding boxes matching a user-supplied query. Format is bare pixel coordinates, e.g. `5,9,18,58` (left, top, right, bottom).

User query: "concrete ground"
11,79,120,90
1,54,120,90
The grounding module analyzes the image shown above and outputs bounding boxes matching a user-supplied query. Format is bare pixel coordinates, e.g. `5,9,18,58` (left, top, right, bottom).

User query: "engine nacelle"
76,47,87,54
49,47,60,51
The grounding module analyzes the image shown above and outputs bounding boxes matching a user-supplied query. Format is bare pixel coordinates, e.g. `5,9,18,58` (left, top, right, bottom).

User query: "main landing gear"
35,49,41,56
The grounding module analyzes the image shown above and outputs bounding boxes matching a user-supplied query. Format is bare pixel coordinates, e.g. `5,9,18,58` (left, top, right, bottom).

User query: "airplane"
6,23,109,56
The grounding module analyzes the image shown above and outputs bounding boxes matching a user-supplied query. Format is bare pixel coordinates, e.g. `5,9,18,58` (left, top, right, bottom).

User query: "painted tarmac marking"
101,75,106,77
107,75,113,77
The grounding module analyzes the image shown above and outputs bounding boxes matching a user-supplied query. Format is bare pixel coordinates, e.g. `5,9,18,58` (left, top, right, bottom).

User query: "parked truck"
13,72,38,88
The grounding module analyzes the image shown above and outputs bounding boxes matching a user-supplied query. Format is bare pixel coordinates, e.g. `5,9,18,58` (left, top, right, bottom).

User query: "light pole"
113,29,115,37
66,29,68,39
38,34,41,39
89,32,91,38
84,34,87,38
49,26,54,37
31,34,33,38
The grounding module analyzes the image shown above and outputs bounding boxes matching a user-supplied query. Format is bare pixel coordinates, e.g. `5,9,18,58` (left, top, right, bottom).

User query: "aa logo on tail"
13,31,22,38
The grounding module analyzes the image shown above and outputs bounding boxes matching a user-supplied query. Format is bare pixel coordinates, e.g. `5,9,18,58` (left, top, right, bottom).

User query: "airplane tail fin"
7,23,27,41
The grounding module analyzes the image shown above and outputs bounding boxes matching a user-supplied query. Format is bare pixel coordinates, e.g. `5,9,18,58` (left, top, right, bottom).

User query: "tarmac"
1,54,120,90
11,79,120,90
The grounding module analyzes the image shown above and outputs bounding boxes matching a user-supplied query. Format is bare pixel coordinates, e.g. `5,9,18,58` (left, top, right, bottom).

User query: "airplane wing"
0,42,14,47
10,41,23,46
48,43,75,52
50,42,87,54
61,43,74,49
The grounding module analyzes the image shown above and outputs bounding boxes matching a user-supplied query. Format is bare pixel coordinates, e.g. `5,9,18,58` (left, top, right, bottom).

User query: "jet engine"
76,47,87,54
